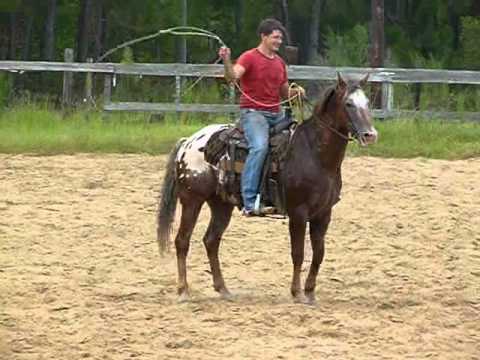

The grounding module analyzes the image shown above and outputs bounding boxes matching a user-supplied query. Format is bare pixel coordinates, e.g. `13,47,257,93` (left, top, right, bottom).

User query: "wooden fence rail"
1,57,480,121
2,61,480,83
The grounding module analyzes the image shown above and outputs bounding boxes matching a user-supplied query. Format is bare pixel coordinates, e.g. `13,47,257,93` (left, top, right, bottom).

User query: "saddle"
203,112,296,215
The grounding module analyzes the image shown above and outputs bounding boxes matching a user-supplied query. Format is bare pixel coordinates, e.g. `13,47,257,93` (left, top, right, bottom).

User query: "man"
218,18,304,216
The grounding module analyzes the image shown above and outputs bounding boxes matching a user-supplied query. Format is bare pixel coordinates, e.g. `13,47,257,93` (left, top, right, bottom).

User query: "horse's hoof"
177,292,190,303
219,289,235,301
304,292,317,306
292,292,306,304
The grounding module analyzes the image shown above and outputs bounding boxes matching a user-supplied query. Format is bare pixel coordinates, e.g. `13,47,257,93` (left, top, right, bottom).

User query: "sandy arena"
1,154,479,359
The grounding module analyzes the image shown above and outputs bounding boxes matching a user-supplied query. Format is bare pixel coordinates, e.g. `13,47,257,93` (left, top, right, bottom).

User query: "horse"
157,73,378,304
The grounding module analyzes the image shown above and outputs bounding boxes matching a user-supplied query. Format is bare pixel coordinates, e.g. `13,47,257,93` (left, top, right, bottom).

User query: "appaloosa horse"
157,73,377,304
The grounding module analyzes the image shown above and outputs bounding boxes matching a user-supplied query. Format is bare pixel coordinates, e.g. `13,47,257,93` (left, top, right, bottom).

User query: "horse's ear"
359,73,370,87
318,87,336,114
337,72,347,90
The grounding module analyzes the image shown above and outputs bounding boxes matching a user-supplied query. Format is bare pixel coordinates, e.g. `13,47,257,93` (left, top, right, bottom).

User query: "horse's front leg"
304,210,331,304
288,208,308,302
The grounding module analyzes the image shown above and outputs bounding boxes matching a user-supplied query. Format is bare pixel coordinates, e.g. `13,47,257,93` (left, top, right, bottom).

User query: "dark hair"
257,18,287,37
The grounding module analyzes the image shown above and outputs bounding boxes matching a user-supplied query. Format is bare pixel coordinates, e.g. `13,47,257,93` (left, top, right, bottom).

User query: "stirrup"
253,194,276,215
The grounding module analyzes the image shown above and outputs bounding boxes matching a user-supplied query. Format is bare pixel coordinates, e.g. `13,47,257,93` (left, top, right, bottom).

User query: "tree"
43,0,57,61
370,0,384,108
93,0,106,59
279,0,291,41
177,0,187,63
369,0,384,68
76,0,94,62
306,0,326,64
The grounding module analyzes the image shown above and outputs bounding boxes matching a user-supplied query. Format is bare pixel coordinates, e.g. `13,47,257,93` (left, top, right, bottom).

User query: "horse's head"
318,73,378,146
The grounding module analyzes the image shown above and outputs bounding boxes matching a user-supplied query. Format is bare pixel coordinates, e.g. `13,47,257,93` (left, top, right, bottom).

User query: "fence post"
381,81,393,117
62,48,74,108
103,74,112,104
175,75,181,117
84,57,93,106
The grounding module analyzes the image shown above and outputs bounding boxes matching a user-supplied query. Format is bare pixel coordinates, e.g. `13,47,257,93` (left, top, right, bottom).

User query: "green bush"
0,73,10,108
461,16,480,70
322,24,369,67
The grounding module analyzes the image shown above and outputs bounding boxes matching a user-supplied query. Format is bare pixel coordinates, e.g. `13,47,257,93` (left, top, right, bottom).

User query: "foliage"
322,24,369,66
0,0,479,116
461,16,480,70
0,73,10,107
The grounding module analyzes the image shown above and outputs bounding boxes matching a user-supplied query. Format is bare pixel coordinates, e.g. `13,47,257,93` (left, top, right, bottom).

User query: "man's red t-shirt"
236,48,287,113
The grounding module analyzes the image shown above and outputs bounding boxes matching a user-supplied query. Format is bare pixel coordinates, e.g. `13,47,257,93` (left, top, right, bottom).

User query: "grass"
1,105,480,159
349,118,480,159
0,105,227,155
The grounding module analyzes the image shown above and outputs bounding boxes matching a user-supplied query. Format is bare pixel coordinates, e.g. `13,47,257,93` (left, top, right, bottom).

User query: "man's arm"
280,82,290,100
218,47,245,82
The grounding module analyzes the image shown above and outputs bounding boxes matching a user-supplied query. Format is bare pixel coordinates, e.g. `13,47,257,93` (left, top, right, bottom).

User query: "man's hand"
218,46,231,61
219,46,238,83
286,85,306,99
295,86,306,98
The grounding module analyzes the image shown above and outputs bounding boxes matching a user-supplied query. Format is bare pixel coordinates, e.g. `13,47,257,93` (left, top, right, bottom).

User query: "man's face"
261,29,283,52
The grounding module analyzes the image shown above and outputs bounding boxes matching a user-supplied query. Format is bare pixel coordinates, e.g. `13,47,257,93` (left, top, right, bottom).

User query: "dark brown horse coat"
157,73,377,304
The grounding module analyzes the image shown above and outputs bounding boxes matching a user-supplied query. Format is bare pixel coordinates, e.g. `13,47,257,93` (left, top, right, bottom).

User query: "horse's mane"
300,85,336,126
316,85,336,115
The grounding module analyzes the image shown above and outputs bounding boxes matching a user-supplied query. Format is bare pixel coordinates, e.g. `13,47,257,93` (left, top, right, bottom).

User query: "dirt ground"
0,154,479,359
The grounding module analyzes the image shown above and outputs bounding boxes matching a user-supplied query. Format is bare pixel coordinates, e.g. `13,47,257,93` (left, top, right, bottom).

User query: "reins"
302,97,353,142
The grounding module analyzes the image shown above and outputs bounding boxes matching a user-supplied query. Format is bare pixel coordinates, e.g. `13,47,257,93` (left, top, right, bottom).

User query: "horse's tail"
157,138,187,256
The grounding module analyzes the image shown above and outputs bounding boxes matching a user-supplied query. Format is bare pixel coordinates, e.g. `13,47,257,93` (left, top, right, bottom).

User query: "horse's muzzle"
358,129,378,146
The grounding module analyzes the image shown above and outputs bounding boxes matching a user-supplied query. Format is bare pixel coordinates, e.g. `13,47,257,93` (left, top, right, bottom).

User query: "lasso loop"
98,26,226,62
98,26,306,117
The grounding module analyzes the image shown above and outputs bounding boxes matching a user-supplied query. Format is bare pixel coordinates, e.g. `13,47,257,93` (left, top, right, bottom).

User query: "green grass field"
1,105,479,159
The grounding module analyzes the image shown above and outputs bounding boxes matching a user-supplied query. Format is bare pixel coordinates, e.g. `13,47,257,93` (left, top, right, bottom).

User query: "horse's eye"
346,102,355,108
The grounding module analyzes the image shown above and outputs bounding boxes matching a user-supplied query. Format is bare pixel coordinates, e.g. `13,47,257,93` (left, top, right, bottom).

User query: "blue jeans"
239,108,284,211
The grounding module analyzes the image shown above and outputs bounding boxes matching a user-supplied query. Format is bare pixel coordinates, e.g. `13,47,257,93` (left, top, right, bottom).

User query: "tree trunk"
100,4,108,60
234,0,244,45
307,0,324,64
9,12,17,60
473,0,480,16
177,0,187,63
94,0,105,60
279,0,291,43
370,0,385,108
370,0,385,68
22,13,33,60
43,0,57,61
76,0,93,62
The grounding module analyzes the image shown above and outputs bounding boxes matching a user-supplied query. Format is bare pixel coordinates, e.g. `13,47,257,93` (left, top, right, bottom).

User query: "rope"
98,25,304,112
97,26,226,62
180,56,222,96
288,83,305,122
234,82,302,109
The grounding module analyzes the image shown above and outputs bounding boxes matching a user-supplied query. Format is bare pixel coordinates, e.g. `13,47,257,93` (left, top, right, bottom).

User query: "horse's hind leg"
175,200,203,302
203,197,234,299
304,211,331,304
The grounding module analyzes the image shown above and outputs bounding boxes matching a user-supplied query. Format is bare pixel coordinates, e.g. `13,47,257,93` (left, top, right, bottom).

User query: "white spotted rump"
176,124,229,176
348,89,369,109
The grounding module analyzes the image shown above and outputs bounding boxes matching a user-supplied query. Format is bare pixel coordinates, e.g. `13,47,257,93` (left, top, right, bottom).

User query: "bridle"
304,86,366,143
